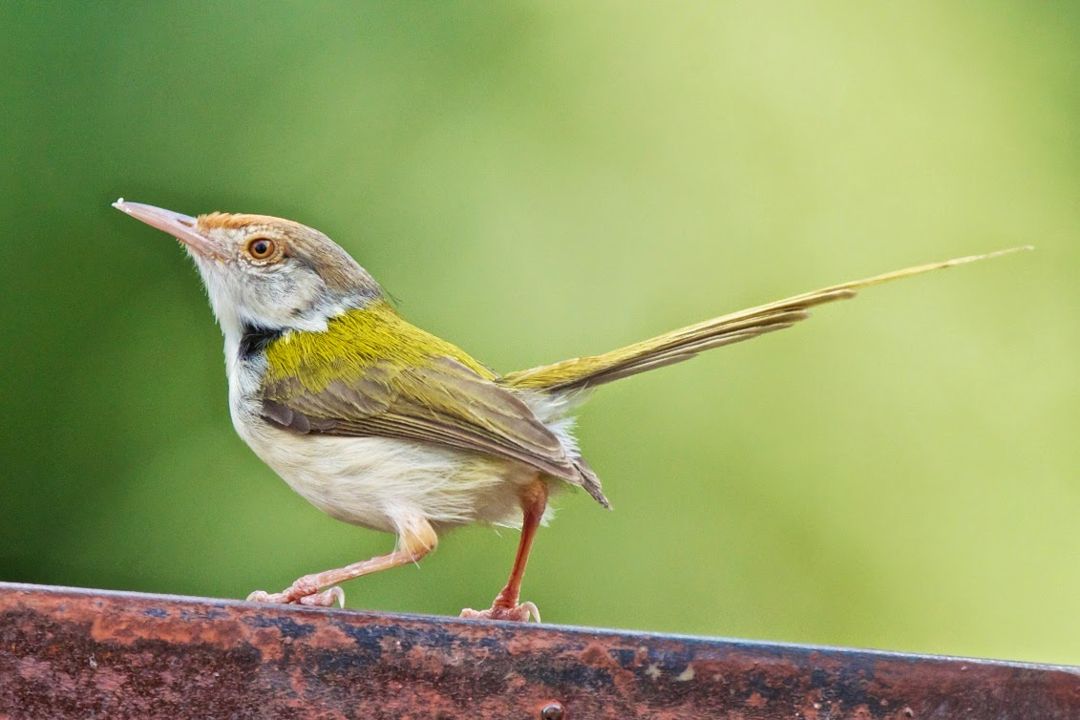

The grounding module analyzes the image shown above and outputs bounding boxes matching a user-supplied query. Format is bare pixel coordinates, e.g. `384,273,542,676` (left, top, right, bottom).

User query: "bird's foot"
246,580,345,608
460,600,540,623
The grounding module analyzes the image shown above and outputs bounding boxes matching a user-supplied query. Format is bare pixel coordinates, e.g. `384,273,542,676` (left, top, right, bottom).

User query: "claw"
521,601,541,623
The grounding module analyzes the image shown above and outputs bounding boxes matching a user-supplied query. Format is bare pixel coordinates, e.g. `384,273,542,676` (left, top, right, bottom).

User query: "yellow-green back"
263,301,495,393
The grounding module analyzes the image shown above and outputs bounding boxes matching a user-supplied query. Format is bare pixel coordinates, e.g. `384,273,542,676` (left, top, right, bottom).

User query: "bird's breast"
224,343,535,531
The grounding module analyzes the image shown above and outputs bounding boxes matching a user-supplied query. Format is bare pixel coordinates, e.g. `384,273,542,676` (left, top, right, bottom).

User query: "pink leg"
248,517,437,608
461,477,547,622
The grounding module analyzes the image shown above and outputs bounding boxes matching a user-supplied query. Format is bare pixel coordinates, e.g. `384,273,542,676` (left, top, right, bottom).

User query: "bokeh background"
2,3,1077,665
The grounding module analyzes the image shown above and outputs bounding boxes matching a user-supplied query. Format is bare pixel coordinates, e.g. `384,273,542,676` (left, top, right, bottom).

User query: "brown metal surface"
0,582,1077,719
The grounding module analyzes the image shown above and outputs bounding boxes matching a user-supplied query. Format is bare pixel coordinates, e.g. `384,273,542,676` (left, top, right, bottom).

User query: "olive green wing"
260,357,569,476
257,309,607,505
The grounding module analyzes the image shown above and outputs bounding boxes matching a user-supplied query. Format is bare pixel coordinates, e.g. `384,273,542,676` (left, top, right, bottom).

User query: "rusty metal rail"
0,582,1077,719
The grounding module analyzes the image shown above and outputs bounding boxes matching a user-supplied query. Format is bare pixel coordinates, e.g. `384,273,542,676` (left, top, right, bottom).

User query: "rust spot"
580,643,608,665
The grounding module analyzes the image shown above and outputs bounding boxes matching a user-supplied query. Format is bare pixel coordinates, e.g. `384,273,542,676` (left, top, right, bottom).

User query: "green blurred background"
2,2,1077,664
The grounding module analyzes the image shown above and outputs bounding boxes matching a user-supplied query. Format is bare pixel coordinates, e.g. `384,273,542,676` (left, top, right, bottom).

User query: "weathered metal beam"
0,582,1076,719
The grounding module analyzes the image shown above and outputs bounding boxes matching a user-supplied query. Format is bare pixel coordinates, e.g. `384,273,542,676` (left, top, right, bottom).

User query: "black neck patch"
239,323,284,360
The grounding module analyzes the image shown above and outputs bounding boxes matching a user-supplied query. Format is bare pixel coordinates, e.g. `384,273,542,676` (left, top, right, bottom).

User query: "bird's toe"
460,600,540,623
299,586,346,608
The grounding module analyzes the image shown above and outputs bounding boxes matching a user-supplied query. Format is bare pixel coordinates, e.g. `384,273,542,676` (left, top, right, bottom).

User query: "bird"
112,198,1027,621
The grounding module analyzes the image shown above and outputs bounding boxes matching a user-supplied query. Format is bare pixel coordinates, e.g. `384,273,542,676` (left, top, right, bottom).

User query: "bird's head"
113,200,381,337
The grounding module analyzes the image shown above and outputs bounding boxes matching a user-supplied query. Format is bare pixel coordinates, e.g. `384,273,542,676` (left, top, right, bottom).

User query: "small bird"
113,199,1025,621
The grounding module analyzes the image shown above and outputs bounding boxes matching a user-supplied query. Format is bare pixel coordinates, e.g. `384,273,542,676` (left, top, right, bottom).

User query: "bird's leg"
247,516,437,608
461,477,547,622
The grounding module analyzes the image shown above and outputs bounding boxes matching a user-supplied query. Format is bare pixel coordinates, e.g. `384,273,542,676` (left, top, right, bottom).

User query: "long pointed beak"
112,199,225,260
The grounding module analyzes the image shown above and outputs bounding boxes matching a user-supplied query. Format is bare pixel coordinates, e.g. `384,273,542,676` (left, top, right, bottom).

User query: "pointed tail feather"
501,247,1031,394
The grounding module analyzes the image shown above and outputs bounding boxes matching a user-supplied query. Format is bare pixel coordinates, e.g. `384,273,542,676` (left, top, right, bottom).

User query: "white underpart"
516,390,584,456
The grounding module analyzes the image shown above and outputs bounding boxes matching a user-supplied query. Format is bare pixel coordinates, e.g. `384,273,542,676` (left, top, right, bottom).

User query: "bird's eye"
246,237,278,261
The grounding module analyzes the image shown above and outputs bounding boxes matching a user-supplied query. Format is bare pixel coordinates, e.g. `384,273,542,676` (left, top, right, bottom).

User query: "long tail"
501,247,1030,394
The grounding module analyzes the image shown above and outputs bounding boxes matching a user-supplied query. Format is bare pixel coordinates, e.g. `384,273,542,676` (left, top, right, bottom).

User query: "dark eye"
246,237,277,260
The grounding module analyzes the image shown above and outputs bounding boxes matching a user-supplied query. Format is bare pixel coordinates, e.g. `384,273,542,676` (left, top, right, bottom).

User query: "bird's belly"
236,417,534,533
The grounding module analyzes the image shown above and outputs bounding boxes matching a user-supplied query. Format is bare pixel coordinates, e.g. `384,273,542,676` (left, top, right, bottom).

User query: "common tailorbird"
113,198,1026,621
